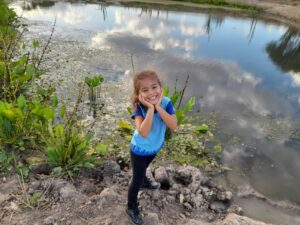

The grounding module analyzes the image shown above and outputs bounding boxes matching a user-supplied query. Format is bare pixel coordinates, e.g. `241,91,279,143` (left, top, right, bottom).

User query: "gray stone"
102,160,121,176
209,201,228,212
44,216,55,225
154,166,170,189
174,167,193,185
191,194,204,209
144,213,160,225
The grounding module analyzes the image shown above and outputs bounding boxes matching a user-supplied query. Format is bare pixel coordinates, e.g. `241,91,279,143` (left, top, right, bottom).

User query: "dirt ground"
110,0,300,29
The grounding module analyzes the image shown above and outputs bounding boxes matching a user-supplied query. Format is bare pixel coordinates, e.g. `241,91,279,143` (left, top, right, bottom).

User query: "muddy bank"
0,162,273,225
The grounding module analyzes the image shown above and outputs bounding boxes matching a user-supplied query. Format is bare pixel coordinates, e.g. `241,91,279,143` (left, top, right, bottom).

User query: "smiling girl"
126,70,177,225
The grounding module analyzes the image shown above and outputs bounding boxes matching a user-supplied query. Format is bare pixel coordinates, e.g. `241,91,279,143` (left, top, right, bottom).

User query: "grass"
119,0,262,14
174,0,261,11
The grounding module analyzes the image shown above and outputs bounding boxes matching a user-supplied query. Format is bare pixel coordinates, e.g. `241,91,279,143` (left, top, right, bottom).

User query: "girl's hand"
139,94,154,109
155,91,163,109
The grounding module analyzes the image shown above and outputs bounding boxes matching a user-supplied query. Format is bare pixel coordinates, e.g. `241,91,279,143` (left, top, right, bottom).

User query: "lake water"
11,1,300,224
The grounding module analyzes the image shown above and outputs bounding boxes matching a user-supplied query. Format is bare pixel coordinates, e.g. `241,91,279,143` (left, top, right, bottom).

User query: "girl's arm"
155,92,177,131
155,105,177,131
135,95,155,138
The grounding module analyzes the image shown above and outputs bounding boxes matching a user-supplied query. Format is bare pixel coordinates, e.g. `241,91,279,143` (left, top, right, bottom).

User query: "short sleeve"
166,101,175,115
131,104,144,119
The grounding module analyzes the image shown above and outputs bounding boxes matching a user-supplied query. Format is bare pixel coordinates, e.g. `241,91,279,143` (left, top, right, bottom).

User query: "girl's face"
139,78,162,105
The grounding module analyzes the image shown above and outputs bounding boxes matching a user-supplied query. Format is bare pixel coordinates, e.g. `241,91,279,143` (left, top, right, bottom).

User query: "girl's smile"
139,78,162,105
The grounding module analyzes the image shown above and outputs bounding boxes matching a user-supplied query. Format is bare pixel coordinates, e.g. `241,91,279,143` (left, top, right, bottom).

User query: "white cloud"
90,9,200,52
11,2,91,25
288,71,300,87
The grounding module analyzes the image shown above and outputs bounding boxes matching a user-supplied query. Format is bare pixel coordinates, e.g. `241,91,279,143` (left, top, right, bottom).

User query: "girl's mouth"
148,96,157,101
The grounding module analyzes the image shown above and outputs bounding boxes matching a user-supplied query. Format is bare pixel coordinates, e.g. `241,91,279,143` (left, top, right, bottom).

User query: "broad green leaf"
175,109,187,124
18,55,27,66
1,109,16,120
95,143,108,155
32,40,40,48
117,120,132,130
213,144,222,153
25,64,36,76
52,166,63,175
170,91,180,105
54,124,64,137
86,148,94,156
195,124,209,133
163,86,169,97
184,96,195,112
52,94,58,107
25,157,46,165
18,74,31,83
17,95,26,111
127,107,132,116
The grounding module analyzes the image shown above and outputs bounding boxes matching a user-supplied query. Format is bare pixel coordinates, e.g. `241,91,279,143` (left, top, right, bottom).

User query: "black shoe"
126,206,144,225
141,179,161,190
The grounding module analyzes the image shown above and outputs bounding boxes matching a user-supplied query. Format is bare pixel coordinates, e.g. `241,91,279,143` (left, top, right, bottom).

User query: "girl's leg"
127,151,148,207
145,154,156,168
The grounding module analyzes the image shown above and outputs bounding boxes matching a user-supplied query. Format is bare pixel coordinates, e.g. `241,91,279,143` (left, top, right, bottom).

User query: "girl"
126,70,177,225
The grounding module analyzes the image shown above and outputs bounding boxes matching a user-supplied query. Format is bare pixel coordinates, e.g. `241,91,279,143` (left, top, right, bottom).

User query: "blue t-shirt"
130,96,175,156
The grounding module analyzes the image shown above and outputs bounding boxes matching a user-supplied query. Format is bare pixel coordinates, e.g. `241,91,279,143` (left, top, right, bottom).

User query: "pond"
11,1,300,224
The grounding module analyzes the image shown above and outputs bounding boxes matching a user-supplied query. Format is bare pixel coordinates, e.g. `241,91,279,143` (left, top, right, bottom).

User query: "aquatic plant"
85,75,104,117
84,75,104,102
163,75,196,126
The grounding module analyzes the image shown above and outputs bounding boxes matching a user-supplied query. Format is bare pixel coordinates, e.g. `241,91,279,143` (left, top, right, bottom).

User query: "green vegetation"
174,0,261,11
0,95,56,149
0,150,15,172
85,75,104,102
0,1,106,178
45,124,96,174
163,75,195,126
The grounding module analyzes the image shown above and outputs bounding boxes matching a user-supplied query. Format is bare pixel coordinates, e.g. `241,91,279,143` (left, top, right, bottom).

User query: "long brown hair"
131,70,162,111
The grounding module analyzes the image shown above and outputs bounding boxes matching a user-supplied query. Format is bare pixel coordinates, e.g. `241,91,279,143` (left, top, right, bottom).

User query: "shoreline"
105,0,300,29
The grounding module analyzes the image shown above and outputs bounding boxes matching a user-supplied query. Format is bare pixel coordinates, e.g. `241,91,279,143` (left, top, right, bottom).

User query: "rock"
221,213,273,225
191,194,204,209
174,167,193,186
179,193,185,204
30,163,54,175
184,219,210,225
183,202,193,211
227,204,244,215
154,166,170,189
144,213,160,225
44,216,55,225
60,183,79,201
40,178,83,202
191,183,200,193
209,201,228,212
102,160,121,176
4,202,21,212
80,180,97,195
98,187,121,209
217,191,233,201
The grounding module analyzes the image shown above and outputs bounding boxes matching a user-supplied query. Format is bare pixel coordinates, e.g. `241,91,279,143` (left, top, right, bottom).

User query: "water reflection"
21,0,55,10
266,28,300,73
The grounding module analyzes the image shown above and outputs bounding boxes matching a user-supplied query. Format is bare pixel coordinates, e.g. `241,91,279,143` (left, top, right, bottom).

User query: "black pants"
127,151,156,207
